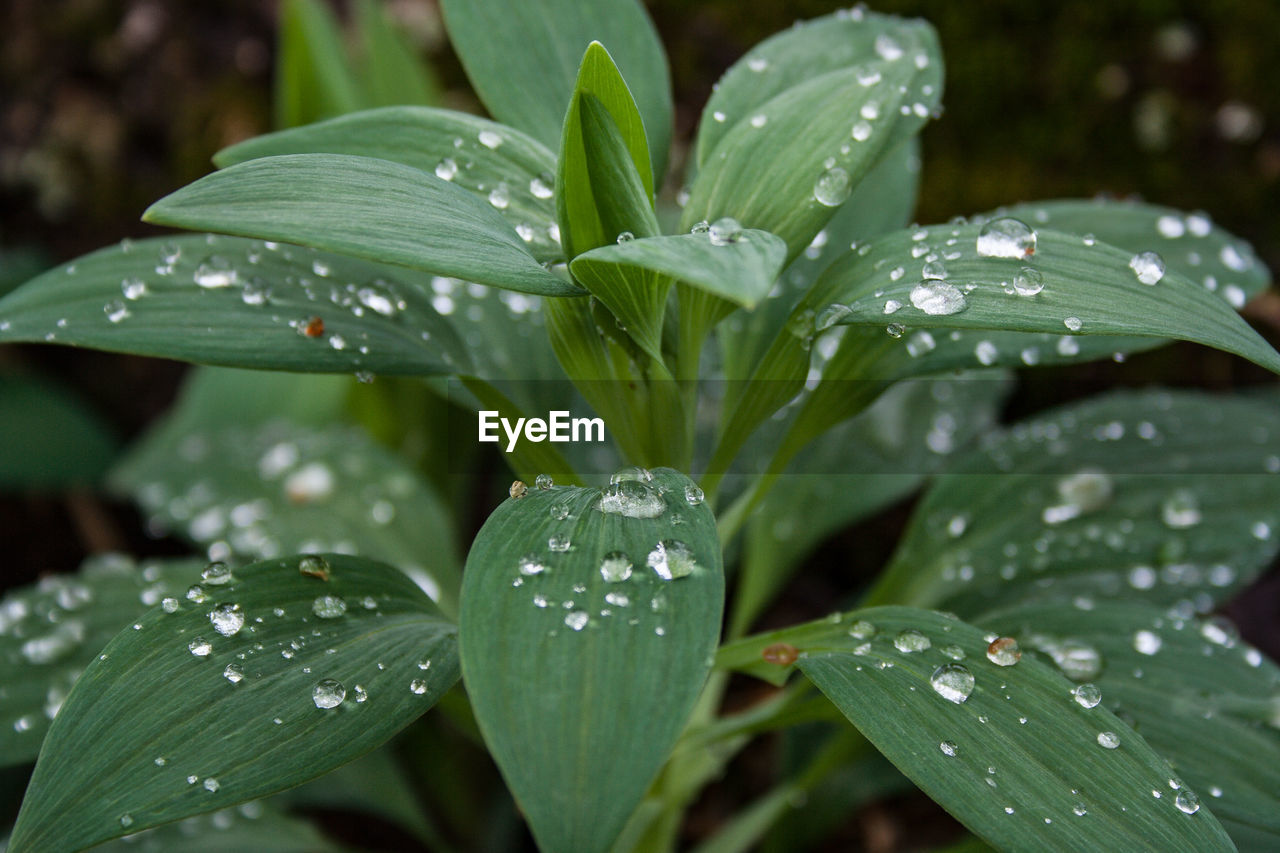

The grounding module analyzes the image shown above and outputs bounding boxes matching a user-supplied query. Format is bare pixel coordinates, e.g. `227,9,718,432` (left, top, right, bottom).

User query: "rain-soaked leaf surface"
724,607,1236,852
85,799,343,852
143,154,578,296
976,600,1280,851
460,467,723,853
0,234,473,375
9,554,458,853
0,555,205,767
866,389,1280,615
215,107,562,263
683,9,941,260
110,412,460,613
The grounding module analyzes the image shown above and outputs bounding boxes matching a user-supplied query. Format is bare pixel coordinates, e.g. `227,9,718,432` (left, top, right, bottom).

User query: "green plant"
2,1,1279,851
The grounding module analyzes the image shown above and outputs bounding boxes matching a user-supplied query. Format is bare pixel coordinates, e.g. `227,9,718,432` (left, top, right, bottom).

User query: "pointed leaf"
275,0,363,129
866,389,1280,614
353,0,442,109
740,606,1237,851
143,154,579,296
214,107,562,263
0,555,204,767
807,221,1280,374
439,0,671,180
682,12,941,259
976,600,1280,850
460,468,724,853
0,234,474,375
9,554,459,853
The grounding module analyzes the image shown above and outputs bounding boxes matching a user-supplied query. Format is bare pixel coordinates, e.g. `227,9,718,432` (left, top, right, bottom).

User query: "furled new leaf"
0,234,473,375
460,468,723,853
144,154,578,296
9,554,459,853
275,0,363,129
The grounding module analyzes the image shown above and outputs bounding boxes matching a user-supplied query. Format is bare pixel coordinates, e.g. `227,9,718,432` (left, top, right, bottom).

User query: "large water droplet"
1072,683,1102,708
647,540,697,580
684,484,705,506
1013,267,1044,296
209,604,244,637
930,663,975,703
223,663,244,684
1043,468,1113,525
410,678,428,694
976,218,1037,258
434,158,458,181
600,551,633,583
596,480,666,518
313,678,345,709
895,629,931,653
194,256,237,288
986,637,1021,666
813,167,852,207
909,281,967,315
709,217,743,246
1175,789,1201,815
298,555,331,580
518,554,548,576
189,637,212,657
201,562,234,585
312,595,347,619
1129,251,1166,285
564,611,590,631
1096,731,1120,749
478,130,503,149
1133,629,1162,655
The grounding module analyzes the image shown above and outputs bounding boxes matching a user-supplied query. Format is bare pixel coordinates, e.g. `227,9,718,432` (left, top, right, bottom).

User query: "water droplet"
518,554,548,576
120,814,134,828
1133,629,1162,655
647,540,697,580
939,740,958,757
596,480,666,518
186,584,208,604
1129,251,1166,285
223,663,244,684
1161,488,1202,528
201,562,233,585
162,597,180,614
509,480,528,499
1064,316,1083,332
850,120,873,141
1175,789,1200,814
1012,267,1044,296
749,113,768,128
747,56,768,72
189,637,212,657
813,167,852,207
886,322,905,338
1096,731,1120,749
530,177,553,199
762,643,799,665
909,281,967,315
1072,803,1088,816
976,218,1037,258
684,484,705,505
848,620,876,640
209,604,244,637
194,256,237,288
709,217,743,246
564,611,589,631
874,33,904,60
488,184,510,210
312,678,345,709
895,629,931,653
1156,215,1185,238
615,230,635,243
478,130,503,149
312,595,346,619
986,637,1021,666
410,678,428,694
930,663,975,703
600,551,633,583
547,534,571,553
1072,683,1102,708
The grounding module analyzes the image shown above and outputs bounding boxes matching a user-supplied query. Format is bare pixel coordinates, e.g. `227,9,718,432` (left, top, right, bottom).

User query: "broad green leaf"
109,415,461,613
865,389,1280,615
573,228,787,311
731,374,1009,637
275,0,362,129
682,13,942,260
143,154,578,297
86,799,343,852
556,46,660,262
977,601,1280,850
0,554,204,767
9,554,459,852
807,222,1280,374
353,0,441,110
0,234,474,375
460,468,723,853
439,0,672,180
0,373,117,489
748,606,1236,851
214,108,562,263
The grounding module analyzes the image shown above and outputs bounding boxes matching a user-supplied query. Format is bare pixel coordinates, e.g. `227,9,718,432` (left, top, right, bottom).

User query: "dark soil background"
1,2,1279,850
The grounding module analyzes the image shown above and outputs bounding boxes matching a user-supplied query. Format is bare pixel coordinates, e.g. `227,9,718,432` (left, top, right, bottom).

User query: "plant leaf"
0,372,117,489
865,389,1280,615
459,467,724,853
747,606,1236,851
439,0,671,180
8,553,459,853
0,234,475,375
214,108,562,264
976,600,1280,850
682,12,942,259
353,0,442,109
274,0,363,129
109,409,461,614
86,799,343,852
0,554,205,767
143,154,578,297
806,222,1280,374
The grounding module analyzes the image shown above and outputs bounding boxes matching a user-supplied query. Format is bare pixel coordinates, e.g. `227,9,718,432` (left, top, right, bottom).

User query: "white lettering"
479,411,606,452
501,417,525,453
549,410,570,441
573,416,605,442
525,418,547,442
478,411,500,443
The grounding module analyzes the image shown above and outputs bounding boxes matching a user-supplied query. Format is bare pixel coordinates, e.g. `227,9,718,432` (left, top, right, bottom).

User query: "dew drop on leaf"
976,218,1037,258
223,663,244,684
209,604,244,637
312,595,347,619
895,629,931,653
762,643,799,665
599,551,633,583
909,281,967,316
939,740,958,757
312,678,345,709
1129,251,1166,285
1071,683,1102,708
1096,731,1120,749
1175,790,1201,814
188,637,212,657
986,637,1021,666
410,679,428,695
930,663,974,703
813,167,852,207
647,540,697,580
201,562,233,585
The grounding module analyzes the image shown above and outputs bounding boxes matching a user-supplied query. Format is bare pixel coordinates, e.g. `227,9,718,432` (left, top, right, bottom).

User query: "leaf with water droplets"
459,467,723,853
723,606,1235,851
684,10,942,260
143,154,578,297
0,234,478,375
8,553,458,853
108,368,460,614
978,600,1280,849
865,389,1280,616
0,554,205,767
216,107,561,263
